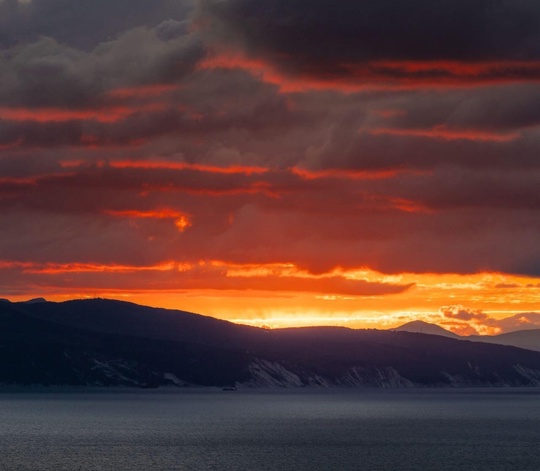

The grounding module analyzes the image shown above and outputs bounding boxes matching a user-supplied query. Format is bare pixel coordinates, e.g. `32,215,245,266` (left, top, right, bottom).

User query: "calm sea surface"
0,388,539,471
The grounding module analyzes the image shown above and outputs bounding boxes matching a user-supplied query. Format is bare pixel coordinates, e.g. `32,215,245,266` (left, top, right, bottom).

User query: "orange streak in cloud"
108,160,268,175
106,84,180,98
0,104,167,123
0,138,23,150
25,261,184,274
0,261,37,269
371,60,540,76
370,126,520,142
0,260,188,274
199,55,376,92
0,176,38,185
291,167,413,180
200,55,540,93
385,197,433,213
59,160,427,188
105,209,192,232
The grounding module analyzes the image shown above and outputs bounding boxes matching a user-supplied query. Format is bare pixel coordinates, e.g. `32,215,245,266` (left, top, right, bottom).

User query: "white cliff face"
240,359,540,388
513,365,540,385
334,367,415,388
242,360,416,388
89,357,141,386
243,359,305,388
162,372,188,386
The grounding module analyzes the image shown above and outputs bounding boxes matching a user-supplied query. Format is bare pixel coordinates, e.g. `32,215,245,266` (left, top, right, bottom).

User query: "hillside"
1,299,540,388
469,329,540,352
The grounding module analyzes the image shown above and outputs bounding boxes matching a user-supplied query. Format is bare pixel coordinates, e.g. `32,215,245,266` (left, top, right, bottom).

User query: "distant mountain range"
394,320,540,352
1,298,540,388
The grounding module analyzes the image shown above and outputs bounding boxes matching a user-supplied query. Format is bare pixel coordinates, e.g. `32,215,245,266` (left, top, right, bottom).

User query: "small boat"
222,386,237,391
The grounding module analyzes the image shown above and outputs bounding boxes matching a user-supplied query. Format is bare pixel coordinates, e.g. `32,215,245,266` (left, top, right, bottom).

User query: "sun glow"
4,260,539,334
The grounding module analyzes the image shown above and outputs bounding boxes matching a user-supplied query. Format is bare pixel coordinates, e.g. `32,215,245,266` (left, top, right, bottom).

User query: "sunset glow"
1,0,540,336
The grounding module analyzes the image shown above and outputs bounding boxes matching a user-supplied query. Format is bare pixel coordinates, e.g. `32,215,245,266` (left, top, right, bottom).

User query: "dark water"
0,388,539,471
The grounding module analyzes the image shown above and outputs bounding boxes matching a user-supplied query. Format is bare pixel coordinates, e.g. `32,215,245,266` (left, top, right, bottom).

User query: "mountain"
21,297,48,304
393,320,459,338
2,298,540,388
394,320,540,352
469,330,540,352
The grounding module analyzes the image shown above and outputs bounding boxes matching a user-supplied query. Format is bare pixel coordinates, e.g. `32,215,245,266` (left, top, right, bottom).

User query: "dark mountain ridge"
2,299,540,388
468,330,540,352
395,320,540,352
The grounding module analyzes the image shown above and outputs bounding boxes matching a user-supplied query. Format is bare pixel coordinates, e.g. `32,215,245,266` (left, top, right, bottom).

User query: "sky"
1,0,540,335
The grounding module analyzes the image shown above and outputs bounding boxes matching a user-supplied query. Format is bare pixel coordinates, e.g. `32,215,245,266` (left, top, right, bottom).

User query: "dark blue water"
0,388,539,470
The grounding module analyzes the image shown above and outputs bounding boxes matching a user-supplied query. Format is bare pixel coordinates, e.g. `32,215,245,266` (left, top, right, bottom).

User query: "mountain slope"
394,320,540,352
16,298,266,349
1,299,540,388
469,329,540,352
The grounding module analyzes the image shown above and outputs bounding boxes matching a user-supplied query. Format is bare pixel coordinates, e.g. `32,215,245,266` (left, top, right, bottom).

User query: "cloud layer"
1,0,540,324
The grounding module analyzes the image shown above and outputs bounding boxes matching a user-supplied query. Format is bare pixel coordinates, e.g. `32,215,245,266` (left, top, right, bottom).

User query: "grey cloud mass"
198,0,540,69
0,0,540,301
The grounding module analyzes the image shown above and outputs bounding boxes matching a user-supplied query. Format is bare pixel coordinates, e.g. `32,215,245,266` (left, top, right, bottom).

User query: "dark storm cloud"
1,0,540,297
0,0,194,50
0,24,204,108
367,85,540,133
374,167,540,210
198,0,540,73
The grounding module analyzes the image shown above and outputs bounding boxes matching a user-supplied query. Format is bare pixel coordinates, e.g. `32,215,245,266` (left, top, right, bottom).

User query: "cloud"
437,306,540,335
491,313,540,332
1,163,540,276
0,259,413,297
439,305,488,321
0,24,204,109
1,0,540,313
197,0,540,79
0,0,194,50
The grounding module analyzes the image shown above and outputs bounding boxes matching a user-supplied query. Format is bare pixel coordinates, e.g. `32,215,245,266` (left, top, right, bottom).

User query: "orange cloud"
439,304,488,322
0,259,412,297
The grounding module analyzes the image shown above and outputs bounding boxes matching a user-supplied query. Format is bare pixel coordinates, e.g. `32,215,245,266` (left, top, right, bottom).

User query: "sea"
0,388,539,471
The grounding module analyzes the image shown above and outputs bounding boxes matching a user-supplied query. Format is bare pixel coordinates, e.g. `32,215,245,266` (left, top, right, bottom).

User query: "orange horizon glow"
3,261,539,336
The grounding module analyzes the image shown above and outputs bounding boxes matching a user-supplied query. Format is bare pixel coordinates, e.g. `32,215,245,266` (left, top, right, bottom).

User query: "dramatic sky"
2,0,540,334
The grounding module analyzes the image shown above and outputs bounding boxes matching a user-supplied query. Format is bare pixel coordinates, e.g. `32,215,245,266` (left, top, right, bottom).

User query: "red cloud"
0,105,167,123
369,126,519,143
199,54,540,93
0,259,413,297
